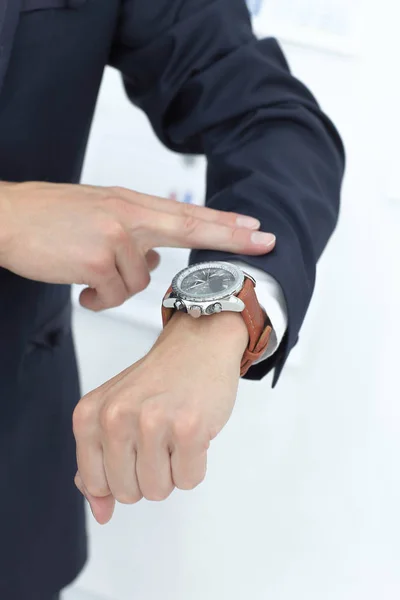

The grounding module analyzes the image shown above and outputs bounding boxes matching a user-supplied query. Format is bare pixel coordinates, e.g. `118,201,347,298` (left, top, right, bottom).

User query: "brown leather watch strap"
162,285,175,329
162,277,272,377
236,277,272,375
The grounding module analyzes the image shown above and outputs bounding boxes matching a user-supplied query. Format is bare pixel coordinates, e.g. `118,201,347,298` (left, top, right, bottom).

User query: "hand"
0,182,276,311
73,310,249,524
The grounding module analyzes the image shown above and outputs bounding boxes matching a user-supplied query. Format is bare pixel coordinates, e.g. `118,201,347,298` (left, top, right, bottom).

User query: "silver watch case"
162,261,256,318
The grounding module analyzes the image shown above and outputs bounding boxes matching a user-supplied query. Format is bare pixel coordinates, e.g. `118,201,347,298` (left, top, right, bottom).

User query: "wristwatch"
161,261,272,376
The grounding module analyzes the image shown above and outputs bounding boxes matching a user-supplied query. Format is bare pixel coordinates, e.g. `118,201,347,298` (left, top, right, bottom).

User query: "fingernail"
236,216,261,230
251,232,276,247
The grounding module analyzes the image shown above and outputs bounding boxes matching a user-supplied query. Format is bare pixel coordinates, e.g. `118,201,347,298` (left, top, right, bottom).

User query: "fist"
73,311,249,523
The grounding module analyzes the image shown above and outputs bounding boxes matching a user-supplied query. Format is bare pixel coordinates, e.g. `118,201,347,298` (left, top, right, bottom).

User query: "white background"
65,1,400,599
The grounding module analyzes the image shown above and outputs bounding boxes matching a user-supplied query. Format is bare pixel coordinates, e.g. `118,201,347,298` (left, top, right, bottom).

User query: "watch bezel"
172,261,244,302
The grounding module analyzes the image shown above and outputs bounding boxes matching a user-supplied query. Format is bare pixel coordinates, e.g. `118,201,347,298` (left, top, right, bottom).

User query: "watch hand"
189,281,206,288
209,270,226,279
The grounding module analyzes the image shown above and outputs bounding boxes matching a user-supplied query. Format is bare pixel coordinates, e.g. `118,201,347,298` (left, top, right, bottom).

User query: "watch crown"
188,305,202,318
206,302,222,314
174,300,186,311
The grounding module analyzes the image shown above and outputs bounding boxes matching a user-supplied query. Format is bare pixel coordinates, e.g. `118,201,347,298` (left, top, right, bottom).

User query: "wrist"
163,310,249,355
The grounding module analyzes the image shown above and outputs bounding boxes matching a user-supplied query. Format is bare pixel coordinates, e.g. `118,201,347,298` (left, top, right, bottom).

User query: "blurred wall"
68,1,400,599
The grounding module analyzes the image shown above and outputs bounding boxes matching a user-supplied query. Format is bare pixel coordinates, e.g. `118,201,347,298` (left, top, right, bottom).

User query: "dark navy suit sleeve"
109,0,345,385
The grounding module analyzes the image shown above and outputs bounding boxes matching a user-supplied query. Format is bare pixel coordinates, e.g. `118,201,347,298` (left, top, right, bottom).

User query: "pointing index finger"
111,186,261,230
134,207,276,255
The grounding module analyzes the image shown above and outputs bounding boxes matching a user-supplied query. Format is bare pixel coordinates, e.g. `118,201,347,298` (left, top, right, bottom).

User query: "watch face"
172,261,244,301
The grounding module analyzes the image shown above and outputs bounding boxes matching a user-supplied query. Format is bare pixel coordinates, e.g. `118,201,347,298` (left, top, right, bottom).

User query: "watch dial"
180,267,236,300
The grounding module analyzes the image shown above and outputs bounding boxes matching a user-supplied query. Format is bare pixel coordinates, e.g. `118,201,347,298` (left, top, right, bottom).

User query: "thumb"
75,472,115,525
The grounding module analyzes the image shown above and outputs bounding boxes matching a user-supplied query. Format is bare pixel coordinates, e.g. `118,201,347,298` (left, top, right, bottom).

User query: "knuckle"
103,219,128,245
115,491,143,505
72,397,95,436
100,402,127,435
74,474,85,495
102,193,125,213
143,488,173,502
108,185,127,196
138,405,165,435
85,483,111,498
172,412,202,442
177,476,204,491
88,251,114,278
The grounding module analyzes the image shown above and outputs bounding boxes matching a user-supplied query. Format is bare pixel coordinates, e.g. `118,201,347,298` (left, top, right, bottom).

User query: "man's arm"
109,0,345,384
